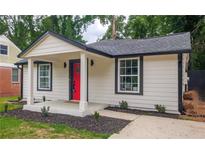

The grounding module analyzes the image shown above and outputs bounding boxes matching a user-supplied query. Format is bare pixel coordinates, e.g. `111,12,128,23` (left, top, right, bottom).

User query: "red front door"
72,63,80,100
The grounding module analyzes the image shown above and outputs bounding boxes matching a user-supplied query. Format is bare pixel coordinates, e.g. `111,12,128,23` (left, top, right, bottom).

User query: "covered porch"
18,31,111,117
23,100,107,117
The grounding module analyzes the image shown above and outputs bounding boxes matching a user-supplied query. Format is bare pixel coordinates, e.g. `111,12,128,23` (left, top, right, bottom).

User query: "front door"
71,62,80,100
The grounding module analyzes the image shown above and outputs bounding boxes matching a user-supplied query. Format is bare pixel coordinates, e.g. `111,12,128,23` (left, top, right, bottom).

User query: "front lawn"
0,96,23,112
0,96,18,104
0,116,110,139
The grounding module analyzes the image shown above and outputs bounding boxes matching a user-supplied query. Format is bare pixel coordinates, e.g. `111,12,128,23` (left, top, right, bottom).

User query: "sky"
82,19,109,44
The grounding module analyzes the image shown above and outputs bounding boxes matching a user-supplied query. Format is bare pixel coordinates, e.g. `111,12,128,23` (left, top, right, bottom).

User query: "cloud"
83,19,108,44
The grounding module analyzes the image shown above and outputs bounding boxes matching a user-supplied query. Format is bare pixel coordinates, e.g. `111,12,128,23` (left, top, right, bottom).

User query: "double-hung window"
0,45,8,55
12,68,19,83
118,57,141,94
38,63,52,91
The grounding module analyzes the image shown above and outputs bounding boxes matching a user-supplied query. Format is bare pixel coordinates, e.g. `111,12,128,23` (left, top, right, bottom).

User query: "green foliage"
154,104,166,113
41,106,50,117
93,111,100,121
119,100,128,109
4,103,8,113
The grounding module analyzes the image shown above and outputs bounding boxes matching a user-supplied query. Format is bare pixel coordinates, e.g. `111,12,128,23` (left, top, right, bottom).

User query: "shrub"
93,111,100,121
4,103,9,112
119,100,128,109
41,106,50,117
154,104,166,113
42,96,46,102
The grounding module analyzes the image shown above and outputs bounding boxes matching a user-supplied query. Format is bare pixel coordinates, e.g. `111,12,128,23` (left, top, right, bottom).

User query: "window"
38,63,52,91
12,68,19,83
0,45,8,55
116,57,143,94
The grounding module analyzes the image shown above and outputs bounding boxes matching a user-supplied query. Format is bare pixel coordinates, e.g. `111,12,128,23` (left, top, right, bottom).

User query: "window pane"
125,83,131,91
132,76,138,84
120,68,125,75
120,60,125,67
39,64,51,89
12,68,18,82
132,67,138,75
126,68,131,75
0,45,8,55
126,76,131,83
132,84,138,91
120,76,125,83
132,59,138,67
126,60,131,67
120,84,125,91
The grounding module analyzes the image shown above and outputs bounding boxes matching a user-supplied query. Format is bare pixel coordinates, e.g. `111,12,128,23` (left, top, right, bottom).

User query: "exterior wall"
23,53,80,101
0,35,21,97
22,53,187,114
0,35,21,64
0,66,21,96
88,54,179,113
24,35,83,57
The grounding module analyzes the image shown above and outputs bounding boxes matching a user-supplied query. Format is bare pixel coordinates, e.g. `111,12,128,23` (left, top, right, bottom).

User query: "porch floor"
23,101,107,117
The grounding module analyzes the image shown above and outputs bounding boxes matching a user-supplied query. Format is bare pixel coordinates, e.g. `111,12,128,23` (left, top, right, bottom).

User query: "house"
15,31,191,117
0,35,22,97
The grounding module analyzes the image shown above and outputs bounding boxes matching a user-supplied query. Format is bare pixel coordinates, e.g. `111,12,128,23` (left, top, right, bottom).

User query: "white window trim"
11,68,20,83
118,57,140,94
38,63,51,90
0,43,9,56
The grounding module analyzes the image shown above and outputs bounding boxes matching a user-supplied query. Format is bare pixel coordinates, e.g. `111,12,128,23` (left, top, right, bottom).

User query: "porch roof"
17,31,191,63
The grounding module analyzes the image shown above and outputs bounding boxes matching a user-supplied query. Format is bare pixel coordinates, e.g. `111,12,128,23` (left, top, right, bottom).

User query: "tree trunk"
112,15,116,40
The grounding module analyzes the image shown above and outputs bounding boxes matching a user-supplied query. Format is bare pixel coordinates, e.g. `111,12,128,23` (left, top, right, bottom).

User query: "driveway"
99,110,205,139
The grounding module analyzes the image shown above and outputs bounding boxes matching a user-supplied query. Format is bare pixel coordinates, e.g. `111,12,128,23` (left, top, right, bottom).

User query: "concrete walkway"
99,110,205,139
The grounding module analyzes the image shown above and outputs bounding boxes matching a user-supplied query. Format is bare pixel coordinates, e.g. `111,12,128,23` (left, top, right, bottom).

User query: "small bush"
4,103,9,112
119,100,128,109
17,96,21,101
42,96,46,102
154,104,166,113
93,111,100,121
41,106,50,117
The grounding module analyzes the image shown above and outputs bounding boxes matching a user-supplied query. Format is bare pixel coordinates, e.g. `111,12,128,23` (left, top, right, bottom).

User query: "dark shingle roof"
16,31,191,65
87,32,191,56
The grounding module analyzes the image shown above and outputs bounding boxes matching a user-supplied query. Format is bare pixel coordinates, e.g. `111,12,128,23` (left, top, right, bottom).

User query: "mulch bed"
0,109,130,134
106,107,180,119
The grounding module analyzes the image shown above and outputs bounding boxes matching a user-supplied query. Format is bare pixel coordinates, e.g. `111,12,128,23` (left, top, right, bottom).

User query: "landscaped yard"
0,116,109,139
0,96,23,112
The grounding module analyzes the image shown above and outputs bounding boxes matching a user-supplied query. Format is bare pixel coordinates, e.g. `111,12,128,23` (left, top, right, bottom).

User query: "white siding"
23,61,69,101
24,35,83,57
88,54,179,113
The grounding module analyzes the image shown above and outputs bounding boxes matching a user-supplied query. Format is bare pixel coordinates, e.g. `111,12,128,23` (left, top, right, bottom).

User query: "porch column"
79,53,88,112
27,58,34,105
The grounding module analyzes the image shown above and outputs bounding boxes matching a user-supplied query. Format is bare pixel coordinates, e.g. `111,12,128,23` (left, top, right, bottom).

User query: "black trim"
87,58,89,101
178,53,183,113
37,62,53,91
114,49,191,58
115,56,143,95
69,59,80,100
20,65,23,99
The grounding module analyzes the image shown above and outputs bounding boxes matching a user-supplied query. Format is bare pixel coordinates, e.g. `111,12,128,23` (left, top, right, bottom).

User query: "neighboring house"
16,31,191,116
0,35,21,97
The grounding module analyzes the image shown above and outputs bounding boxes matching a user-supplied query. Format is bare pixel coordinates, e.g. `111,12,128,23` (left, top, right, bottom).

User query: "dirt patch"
0,109,130,134
106,107,179,119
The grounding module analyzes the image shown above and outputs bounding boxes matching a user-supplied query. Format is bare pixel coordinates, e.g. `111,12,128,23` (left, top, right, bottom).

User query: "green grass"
0,96,23,112
0,96,19,104
0,116,110,139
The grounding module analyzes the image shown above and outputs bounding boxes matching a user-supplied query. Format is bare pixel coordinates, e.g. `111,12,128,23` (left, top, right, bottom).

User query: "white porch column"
27,58,34,105
79,53,88,112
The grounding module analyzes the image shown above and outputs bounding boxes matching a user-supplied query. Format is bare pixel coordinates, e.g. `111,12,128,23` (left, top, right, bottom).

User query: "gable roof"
18,31,112,58
18,31,191,59
0,35,22,53
87,32,191,57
